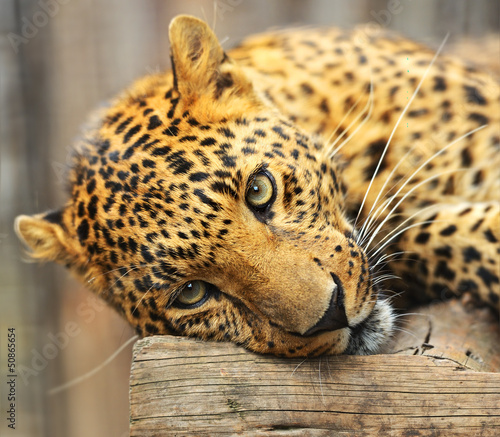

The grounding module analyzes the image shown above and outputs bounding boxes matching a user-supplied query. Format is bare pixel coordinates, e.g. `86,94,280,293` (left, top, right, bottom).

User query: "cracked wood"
129,299,500,436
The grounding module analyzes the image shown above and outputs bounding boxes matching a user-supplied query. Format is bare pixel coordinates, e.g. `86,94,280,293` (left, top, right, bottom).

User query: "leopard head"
15,15,394,357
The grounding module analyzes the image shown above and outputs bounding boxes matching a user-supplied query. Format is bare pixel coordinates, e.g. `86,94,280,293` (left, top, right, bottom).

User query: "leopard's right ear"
15,211,76,263
168,15,262,120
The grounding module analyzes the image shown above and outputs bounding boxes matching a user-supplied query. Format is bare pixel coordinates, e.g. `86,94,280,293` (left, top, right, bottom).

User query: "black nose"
304,272,348,336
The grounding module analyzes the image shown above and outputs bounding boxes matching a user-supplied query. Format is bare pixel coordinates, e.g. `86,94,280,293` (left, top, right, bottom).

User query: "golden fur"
16,16,499,357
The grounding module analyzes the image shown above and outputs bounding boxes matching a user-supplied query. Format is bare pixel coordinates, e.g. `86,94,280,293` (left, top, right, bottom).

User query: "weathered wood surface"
129,300,500,436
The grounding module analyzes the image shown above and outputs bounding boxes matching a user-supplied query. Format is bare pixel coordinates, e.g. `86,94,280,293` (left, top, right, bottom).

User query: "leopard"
15,15,499,357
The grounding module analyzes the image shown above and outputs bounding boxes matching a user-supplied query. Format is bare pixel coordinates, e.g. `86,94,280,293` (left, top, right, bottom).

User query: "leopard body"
16,16,499,357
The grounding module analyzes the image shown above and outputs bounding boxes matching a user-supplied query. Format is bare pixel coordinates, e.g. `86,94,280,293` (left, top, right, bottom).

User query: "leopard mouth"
344,297,395,355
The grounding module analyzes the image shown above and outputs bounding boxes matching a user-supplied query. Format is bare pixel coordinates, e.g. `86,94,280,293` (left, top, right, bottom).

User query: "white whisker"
365,204,440,255
323,90,365,153
359,125,486,246
364,168,468,251
48,335,138,395
370,218,448,261
354,33,450,230
329,76,374,158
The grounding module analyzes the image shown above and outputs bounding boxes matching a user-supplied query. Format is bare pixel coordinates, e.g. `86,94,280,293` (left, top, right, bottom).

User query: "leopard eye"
176,281,208,307
246,172,275,209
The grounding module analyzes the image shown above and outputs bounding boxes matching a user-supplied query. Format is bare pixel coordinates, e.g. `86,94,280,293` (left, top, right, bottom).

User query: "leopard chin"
344,298,395,355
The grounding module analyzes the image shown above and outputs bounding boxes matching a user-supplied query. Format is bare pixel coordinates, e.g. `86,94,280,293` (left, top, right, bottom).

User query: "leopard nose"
303,273,348,336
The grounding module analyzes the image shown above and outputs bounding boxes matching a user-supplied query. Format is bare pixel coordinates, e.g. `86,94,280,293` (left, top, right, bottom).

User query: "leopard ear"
169,15,257,106
15,211,75,263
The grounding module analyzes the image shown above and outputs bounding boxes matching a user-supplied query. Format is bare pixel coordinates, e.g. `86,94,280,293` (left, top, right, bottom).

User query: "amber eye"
246,172,275,209
176,281,208,307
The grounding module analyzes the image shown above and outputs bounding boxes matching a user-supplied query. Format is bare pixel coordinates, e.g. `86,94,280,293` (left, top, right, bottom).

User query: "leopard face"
14,16,394,357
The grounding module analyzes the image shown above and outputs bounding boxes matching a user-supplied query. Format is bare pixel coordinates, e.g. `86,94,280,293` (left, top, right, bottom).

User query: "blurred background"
1,0,498,436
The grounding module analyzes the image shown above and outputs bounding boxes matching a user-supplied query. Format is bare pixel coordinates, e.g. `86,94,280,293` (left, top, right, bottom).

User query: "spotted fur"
15,16,499,357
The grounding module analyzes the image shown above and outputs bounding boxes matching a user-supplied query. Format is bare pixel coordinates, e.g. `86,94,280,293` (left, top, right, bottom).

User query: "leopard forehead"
69,91,346,283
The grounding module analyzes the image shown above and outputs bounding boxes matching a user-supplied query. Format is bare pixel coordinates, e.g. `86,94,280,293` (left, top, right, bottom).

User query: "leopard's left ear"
14,211,77,264
169,15,260,111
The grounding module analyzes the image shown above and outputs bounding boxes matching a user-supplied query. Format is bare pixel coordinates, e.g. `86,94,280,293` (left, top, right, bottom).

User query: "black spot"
440,225,457,236
167,97,179,119
106,112,123,126
200,137,217,147
408,109,428,117
87,195,98,219
434,261,455,281
471,218,484,232
147,115,163,130
141,245,155,263
194,189,221,212
484,229,498,243
211,181,238,200
166,151,194,175
434,245,452,259
123,134,152,159
271,126,290,141
108,151,120,162
163,125,179,136
433,76,446,91
468,112,488,126
476,267,499,288
124,125,141,143
344,71,354,81
142,159,155,169
145,323,159,335
242,147,257,155
179,135,198,143
218,127,235,139
457,279,478,293
221,155,237,168
464,85,486,106
463,246,481,262
152,146,171,156
389,85,399,98
415,232,431,244
177,232,189,240
189,172,210,182
460,148,473,167
319,98,330,114
300,82,314,94
86,179,96,194
115,116,133,134
128,237,138,253
77,219,89,243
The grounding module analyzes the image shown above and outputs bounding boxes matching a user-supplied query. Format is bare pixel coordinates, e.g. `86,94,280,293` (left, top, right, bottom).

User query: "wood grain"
129,300,500,436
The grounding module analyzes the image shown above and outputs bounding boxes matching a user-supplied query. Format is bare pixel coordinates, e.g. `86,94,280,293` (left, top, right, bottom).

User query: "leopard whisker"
131,281,158,317
389,326,420,342
369,219,449,262
354,32,450,232
323,87,365,153
48,335,138,395
291,357,309,376
370,251,406,270
363,204,439,255
372,274,400,285
357,125,486,245
364,168,469,252
328,75,374,158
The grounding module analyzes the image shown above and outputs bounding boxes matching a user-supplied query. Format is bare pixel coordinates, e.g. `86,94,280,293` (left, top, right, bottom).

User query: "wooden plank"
129,300,500,436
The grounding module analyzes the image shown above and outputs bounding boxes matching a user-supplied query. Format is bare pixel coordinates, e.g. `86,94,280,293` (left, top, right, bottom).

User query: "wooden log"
129,299,500,436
